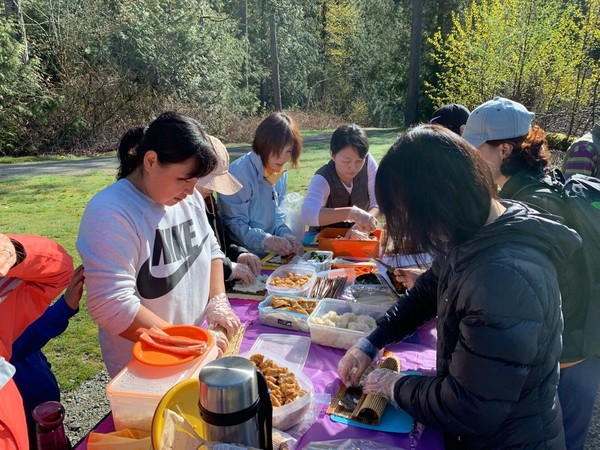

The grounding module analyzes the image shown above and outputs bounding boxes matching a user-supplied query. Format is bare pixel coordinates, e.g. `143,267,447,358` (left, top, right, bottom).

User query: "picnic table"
74,246,442,449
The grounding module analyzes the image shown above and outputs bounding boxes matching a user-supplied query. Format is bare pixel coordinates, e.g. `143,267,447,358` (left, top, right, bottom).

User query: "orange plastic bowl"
132,325,214,367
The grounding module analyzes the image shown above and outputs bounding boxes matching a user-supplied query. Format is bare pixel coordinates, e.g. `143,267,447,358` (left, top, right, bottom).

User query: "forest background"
2,0,600,157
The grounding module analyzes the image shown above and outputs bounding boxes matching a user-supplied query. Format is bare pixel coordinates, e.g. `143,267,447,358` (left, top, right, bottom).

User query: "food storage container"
106,336,217,431
317,267,357,283
317,227,383,258
248,333,311,373
266,264,317,297
239,346,313,431
307,298,389,350
301,250,334,272
258,294,318,333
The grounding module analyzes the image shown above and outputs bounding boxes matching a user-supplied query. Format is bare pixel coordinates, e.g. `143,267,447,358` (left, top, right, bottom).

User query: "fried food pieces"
249,353,307,407
269,296,317,315
268,272,312,288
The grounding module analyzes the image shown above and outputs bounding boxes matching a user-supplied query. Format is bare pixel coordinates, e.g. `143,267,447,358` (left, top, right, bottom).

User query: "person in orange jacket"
0,233,73,450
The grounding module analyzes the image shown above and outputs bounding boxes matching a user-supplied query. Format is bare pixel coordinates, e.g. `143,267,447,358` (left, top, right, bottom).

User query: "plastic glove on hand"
284,235,304,256
205,293,241,336
393,267,426,290
237,252,261,275
209,328,228,358
362,368,403,404
263,234,293,255
231,262,256,285
347,206,378,232
338,345,374,387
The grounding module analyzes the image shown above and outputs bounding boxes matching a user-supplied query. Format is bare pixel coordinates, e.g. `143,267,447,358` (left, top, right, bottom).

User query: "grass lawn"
0,127,402,392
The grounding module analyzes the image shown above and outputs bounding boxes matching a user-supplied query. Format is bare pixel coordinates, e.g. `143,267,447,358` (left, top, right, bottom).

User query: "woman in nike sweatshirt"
76,112,241,377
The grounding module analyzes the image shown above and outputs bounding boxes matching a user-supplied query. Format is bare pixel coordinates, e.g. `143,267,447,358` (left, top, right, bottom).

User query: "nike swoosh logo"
136,233,209,299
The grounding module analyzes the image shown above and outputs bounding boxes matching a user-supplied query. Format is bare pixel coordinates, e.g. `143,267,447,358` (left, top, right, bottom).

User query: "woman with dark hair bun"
76,112,241,377
463,97,600,450
219,112,304,257
338,124,580,449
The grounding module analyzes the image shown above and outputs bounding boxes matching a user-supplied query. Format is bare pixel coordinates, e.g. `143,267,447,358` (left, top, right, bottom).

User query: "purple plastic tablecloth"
75,298,443,449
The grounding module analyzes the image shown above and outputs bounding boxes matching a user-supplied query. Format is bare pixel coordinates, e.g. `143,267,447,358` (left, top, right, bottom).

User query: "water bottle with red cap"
32,401,71,450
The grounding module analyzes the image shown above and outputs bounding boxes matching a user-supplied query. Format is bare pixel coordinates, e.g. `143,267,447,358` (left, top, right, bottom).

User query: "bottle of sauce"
32,401,70,450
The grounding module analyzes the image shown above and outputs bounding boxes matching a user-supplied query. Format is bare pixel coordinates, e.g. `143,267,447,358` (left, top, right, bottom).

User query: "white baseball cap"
197,135,243,195
462,97,535,148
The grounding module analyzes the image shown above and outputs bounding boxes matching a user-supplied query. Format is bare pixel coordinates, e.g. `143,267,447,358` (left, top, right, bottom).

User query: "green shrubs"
546,132,574,153
0,18,58,156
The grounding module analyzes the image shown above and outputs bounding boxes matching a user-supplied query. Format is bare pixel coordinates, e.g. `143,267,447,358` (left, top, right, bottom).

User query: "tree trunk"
237,0,248,90
270,11,282,111
405,0,424,126
4,0,28,63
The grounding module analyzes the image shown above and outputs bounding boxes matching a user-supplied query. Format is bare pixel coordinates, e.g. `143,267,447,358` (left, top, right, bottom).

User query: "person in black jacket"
197,135,262,289
338,124,581,449
463,96,600,450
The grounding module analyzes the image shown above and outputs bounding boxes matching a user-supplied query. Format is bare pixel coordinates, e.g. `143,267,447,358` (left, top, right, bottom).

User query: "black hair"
376,124,497,256
252,112,303,168
330,124,369,158
117,111,218,180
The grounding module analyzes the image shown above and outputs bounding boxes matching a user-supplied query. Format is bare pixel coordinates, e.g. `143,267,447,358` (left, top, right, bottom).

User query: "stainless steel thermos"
198,356,272,449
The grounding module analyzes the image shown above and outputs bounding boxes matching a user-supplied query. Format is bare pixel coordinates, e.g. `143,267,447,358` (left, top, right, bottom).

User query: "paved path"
0,136,332,180
0,145,257,180
0,156,118,179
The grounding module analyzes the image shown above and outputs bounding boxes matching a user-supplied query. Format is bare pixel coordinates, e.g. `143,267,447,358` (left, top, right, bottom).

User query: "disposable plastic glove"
263,234,293,255
208,328,229,358
284,235,305,256
230,262,256,285
393,267,426,290
338,344,374,387
362,368,404,405
346,206,378,232
237,252,261,275
205,293,241,336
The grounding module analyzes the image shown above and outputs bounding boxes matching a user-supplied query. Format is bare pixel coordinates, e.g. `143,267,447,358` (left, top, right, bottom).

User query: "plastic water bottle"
32,401,71,450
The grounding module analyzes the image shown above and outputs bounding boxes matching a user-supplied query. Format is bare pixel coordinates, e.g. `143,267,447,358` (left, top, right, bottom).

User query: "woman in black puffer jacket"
463,97,600,450
338,125,581,449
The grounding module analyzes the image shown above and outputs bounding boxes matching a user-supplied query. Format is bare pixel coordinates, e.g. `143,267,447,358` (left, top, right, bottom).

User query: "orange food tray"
318,228,382,258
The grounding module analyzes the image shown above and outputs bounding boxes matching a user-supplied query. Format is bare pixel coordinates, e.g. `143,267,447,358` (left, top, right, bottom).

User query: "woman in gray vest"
301,124,379,232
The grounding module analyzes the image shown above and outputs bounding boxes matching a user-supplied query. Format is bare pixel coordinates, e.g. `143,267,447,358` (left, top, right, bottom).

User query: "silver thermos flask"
198,356,273,449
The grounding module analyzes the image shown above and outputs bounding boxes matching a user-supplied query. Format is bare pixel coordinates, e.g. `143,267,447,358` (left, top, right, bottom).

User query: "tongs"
362,250,396,273
371,257,396,274
365,255,403,295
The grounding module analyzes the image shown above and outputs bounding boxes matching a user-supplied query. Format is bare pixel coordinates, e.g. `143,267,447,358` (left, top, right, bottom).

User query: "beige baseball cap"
197,135,243,195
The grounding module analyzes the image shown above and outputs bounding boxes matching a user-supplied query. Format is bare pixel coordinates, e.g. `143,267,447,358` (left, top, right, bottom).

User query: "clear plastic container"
258,294,318,333
317,267,357,283
240,345,313,431
307,298,389,350
249,333,311,372
301,250,334,272
106,343,218,431
350,272,398,304
266,264,317,297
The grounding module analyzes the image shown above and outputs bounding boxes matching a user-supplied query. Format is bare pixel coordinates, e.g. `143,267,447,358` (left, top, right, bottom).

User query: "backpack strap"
511,177,562,200
549,168,566,184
